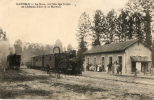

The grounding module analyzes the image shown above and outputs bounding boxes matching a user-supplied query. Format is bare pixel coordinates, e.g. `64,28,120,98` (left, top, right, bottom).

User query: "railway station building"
84,39,152,74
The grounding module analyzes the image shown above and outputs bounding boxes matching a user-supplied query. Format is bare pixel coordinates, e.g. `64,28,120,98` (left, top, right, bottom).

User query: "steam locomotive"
27,47,82,75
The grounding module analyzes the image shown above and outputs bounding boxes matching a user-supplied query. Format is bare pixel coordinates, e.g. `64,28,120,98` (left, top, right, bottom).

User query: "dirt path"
0,68,154,100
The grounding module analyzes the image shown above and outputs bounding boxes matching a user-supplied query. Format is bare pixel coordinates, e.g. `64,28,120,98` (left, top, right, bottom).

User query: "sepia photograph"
0,0,154,99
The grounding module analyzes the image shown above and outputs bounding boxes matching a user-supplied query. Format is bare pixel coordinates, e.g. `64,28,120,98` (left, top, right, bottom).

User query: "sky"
0,0,129,49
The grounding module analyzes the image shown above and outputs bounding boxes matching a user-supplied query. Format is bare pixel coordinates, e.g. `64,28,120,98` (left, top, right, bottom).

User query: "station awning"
131,56,151,62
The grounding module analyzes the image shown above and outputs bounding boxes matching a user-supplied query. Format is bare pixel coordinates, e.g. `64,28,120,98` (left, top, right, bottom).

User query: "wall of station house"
84,42,152,74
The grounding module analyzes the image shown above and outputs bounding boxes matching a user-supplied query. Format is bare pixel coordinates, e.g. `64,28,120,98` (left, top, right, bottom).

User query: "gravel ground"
0,68,154,100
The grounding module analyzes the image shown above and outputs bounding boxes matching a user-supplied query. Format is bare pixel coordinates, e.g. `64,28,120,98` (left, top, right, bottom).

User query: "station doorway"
131,56,151,74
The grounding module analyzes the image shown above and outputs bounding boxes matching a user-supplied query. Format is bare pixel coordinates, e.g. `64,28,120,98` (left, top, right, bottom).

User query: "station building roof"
84,39,140,55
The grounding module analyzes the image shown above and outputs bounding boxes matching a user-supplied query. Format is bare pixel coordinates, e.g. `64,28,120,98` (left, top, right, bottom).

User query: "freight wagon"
7,54,21,70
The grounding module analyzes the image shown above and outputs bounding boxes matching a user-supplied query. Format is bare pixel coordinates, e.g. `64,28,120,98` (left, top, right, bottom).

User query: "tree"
92,10,106,46
22,42,33,63
67,44,73,51
0,28,9,72
44,44,53,54
126,0,153,47
63,46,66,52
77,12,91,70
0,39,9,72
77,12,91,51
144,11,152,47
152,40,154,67
14,39,23,55
139,0,153,47
116,9,133,41
127,11,134,40
0,28,7,40
106,9,117,42
129,12,144,41
77,12,91,46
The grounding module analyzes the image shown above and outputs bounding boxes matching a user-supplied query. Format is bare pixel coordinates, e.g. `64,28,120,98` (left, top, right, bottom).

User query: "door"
109,57,112,64
108,57,112,72
102,57,105,71
87,58,90,71
118,56,122,66
118,56,122,73
131,62,136,72
141,62,148,73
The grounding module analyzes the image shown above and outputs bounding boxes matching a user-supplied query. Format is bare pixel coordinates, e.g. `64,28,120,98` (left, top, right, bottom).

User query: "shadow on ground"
115,74,154,80
0,70,51,99
0,88,52,99
52,82,108,93
0,70,48,82
119,93,153,100
52,82,153,100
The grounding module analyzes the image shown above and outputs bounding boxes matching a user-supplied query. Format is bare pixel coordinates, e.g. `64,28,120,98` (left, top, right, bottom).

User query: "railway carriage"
29,49,82,75
43,54,55,69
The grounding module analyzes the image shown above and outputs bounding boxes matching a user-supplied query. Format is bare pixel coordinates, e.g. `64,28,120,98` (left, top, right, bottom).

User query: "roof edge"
84,50,125,55
84,39,139,55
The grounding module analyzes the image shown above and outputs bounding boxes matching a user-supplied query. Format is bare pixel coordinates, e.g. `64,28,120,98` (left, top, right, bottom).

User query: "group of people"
108,61,122,75
86,61,122,75
87,64,104,72
108,61,122,74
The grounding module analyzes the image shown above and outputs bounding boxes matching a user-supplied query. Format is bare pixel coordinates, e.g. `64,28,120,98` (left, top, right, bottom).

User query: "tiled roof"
84,39,139,55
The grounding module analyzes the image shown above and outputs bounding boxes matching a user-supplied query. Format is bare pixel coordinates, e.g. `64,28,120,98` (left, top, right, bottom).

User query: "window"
118,56,122,65
94,57,96,65
86,58,90,71
118,56,123,72
109,57,112,64
102,57,105,66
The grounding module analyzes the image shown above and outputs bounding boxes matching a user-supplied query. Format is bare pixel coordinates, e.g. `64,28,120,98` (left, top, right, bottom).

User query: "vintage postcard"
0,0,154,99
